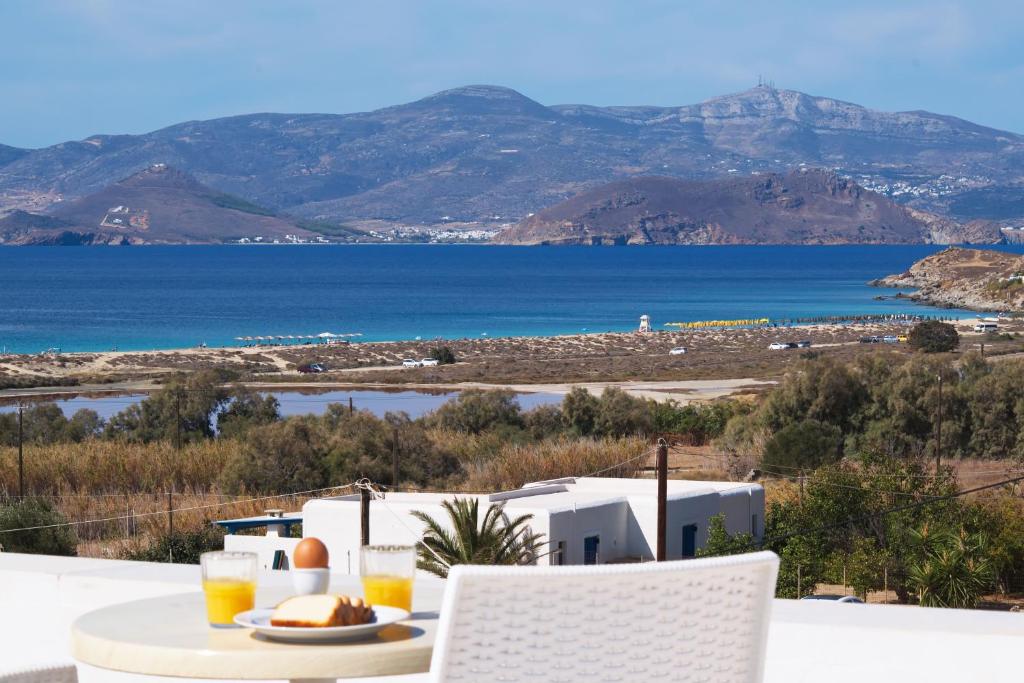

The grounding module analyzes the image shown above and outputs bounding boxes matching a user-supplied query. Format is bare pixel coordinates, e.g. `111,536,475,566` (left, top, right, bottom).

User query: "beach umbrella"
234,337,244,341
318,332,337,338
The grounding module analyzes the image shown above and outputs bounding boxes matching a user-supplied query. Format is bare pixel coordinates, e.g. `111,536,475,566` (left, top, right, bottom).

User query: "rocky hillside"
1,84,1022,228
871,247,1024,311
0,165,335,245
493,170,996,245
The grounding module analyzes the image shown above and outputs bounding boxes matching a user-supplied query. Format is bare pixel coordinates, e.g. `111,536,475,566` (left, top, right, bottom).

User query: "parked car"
882,335,899,344
421,358,440,367
796,340,812,348
401,359,422,367
297,363,326,374
800,595,864,604
897,335,908,343
768,342,789,350
669,347,688,355
859,336,882,344
974,322,998,333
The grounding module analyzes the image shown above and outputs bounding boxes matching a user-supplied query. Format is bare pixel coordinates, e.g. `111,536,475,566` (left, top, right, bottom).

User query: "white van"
974,322,998,333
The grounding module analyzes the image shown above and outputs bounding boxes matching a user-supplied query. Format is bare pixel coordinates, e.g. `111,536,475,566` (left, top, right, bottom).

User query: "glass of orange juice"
360,545,415,612
201,551,257,627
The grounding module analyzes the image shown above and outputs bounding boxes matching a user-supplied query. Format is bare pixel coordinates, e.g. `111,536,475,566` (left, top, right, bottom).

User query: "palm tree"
411,497,544,578
906,523,994,608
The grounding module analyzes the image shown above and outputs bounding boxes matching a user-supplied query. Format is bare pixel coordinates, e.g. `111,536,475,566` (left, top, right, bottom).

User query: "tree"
906,523,994,608
592,387,653,437
697,514,756,558
908,321,959,353
431,389,522,434
761,419,843,473
106,372,228,443
217,386,280,439
429,346,457,365
411,498,543,578
219,417,329,494
562,387,599,436
0,498,77,555
65,409,105,442
325,410,460,486
522,404,566,440
841,537,888,600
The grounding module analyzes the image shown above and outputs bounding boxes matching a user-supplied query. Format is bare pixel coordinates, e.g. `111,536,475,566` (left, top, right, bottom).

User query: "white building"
224,477,764,573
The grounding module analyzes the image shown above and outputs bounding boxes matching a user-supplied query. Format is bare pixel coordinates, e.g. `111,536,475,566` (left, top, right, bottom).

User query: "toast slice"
271,594,343,627
270,594,374,627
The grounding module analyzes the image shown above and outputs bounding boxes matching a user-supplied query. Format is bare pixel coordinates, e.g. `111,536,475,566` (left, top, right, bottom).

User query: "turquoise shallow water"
1,244,1020,354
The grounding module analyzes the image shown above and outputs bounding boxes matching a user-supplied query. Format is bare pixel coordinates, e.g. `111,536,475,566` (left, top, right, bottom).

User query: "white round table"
72,581,441,682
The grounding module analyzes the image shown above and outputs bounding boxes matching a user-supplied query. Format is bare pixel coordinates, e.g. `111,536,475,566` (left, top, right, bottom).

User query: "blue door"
583,535,600,565
682,525,698,558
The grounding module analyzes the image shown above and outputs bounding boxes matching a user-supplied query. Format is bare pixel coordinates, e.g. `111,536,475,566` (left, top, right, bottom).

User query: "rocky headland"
871,247,1024,311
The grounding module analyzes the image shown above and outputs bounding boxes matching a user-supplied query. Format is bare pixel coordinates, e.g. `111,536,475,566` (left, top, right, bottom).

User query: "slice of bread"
270,594,374,628
271,595,343,627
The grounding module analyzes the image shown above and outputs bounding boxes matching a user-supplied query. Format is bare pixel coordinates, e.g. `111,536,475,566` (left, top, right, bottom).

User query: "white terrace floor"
0,553,1019,682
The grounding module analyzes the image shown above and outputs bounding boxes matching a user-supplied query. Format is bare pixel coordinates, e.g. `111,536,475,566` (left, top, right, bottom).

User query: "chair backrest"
0,664,77,683
430,551,779,683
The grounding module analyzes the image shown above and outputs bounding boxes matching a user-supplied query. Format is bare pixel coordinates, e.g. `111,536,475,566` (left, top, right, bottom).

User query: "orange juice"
202,578,256,625
362,575,413,611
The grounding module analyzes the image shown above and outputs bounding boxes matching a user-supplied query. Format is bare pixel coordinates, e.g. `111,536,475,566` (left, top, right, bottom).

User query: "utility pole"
360,486,371,546
349,397,354,415
798,470,804,507
17,405,24,499
167,489,174,563
935,373,943,472
656,438,668,562
175,390,182,451
391,427,400,489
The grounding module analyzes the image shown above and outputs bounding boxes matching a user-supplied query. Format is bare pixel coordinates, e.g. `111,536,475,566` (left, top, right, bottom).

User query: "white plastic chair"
0,663,77,683
429,551,779,683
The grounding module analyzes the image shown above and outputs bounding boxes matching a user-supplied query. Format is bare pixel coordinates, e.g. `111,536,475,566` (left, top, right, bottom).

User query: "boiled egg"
293,537,330,569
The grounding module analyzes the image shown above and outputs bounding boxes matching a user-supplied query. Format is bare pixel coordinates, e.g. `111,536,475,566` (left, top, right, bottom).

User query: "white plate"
234,605,410,643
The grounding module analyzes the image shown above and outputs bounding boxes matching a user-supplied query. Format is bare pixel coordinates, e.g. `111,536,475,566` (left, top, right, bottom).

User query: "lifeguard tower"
639,314,652,333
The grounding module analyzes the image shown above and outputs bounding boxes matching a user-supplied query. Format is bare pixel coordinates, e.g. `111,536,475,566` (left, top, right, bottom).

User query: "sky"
2,0,1023,148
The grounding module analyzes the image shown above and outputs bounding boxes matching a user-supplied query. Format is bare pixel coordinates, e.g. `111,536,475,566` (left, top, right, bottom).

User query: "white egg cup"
291,567,330,595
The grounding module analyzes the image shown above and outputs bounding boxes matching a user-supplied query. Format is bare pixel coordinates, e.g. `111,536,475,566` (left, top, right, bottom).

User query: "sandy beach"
2,316,1014,404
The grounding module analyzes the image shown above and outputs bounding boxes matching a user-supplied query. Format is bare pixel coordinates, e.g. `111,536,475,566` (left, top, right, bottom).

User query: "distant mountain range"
494,170,1000,245
1,84,1023,245
0,165,343,245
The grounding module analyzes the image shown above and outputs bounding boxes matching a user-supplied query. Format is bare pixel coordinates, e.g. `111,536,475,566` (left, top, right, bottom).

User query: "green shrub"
219,417,329,494
908,320,959,353
562,387,599,436
123,525,225,564
522,404,567,440
761,419,843,473
429,346,457,365
593,387,653,437
0,498,77,555
431,390,522,434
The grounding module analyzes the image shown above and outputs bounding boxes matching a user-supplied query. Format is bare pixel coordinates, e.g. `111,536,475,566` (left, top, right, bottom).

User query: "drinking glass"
201,551,258,627
360,545,415,611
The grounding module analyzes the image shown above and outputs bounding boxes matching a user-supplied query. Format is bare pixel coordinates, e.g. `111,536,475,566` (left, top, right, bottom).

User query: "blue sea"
1,244,1021,354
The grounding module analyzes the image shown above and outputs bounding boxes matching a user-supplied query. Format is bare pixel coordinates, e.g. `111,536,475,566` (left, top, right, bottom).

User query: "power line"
0,483,357,535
